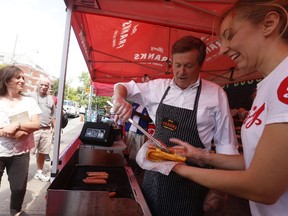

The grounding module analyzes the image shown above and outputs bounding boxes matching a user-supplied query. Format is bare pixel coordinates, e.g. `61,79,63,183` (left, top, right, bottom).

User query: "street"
0,117,84,216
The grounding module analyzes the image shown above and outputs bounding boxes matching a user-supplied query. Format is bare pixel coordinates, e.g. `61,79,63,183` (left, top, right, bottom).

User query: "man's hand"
112,97,132,123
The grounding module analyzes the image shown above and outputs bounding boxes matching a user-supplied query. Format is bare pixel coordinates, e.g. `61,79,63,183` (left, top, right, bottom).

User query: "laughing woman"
171,0,288,216
0,65,41,216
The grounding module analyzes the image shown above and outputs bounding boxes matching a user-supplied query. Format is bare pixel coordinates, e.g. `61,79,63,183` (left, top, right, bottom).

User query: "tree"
78,71,90,88
52,71,112,110
51,78,76,100
77,71,111,109
96,96,112,109
51,79,59,95
77,71,90,106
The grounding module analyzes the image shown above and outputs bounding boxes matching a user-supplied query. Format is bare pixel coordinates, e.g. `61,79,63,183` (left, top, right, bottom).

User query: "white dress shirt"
116,78,238,154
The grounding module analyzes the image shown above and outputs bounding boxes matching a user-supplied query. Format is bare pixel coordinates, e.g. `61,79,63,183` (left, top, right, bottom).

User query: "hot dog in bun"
146,144,186,162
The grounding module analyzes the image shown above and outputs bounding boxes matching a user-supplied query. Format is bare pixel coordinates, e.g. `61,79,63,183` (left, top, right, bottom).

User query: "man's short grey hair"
37,77,51,86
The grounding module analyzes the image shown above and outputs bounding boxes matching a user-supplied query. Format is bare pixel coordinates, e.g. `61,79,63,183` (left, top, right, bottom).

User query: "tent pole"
87,84,93,121
50,0,73,181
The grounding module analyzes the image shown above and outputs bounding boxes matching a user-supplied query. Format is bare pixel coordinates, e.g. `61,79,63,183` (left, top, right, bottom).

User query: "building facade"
0,52,56,93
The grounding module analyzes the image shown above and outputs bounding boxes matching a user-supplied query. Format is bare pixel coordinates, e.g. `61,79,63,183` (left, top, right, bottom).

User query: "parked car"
63,100,80,118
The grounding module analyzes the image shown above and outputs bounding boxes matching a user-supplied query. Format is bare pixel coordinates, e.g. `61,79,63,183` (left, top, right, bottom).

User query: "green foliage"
52,71,112,110
79,71,90,87
77,71,92,107
96,96,112,108
52,79,59,95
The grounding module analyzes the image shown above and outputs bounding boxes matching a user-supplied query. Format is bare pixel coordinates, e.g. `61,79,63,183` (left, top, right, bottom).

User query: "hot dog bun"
146,145,186,162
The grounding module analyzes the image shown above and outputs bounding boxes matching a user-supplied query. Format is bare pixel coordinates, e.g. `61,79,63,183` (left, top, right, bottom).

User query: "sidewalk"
0,122,84,216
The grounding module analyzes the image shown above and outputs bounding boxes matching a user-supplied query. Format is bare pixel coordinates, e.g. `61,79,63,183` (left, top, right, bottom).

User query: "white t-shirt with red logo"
241,56,288,216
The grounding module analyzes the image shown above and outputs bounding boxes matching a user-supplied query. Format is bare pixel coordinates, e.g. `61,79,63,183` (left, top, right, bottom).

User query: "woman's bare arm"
172,123,288,204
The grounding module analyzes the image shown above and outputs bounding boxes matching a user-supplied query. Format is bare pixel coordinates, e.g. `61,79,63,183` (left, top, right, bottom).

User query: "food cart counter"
46,122,151,216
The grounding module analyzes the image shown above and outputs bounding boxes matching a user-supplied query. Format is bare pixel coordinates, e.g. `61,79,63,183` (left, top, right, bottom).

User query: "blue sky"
0,0,87,87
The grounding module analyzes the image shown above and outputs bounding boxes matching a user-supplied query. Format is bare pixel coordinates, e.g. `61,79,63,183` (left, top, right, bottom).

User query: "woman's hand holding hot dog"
169,138,210,167
170,138,244,172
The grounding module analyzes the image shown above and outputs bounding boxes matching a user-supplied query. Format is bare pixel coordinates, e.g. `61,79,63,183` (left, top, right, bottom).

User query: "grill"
65,165,133,198
46,145,151,216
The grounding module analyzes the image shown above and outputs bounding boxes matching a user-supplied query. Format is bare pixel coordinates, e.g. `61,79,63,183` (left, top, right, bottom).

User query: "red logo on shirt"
277,77,288,105
243,103,265,128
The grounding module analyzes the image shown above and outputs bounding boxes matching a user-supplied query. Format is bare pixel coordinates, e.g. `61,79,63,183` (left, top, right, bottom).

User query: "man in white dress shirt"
111,35,239,216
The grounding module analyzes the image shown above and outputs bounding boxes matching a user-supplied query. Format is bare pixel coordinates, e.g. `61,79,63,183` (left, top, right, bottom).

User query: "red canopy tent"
51,0,263,179
64,0,262,96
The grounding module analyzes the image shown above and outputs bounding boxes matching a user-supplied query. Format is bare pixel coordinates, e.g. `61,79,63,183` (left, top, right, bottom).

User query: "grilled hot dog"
83,178,107,184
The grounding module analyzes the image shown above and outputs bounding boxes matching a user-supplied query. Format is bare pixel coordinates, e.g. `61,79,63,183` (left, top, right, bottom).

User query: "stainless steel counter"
46,145,151,216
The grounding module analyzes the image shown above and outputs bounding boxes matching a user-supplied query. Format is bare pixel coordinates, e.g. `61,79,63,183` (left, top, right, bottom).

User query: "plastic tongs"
107,101,169,153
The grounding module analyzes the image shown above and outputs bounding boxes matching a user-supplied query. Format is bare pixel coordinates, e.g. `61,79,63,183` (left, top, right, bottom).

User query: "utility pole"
87,84,93,121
